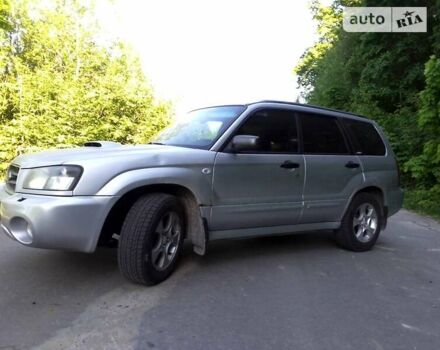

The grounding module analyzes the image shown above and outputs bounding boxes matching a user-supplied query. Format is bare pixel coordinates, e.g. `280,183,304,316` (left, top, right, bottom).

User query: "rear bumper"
0,183,117,252
387,187,404,217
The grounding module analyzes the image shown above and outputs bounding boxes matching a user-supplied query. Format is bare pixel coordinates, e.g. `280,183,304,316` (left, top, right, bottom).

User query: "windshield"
153,105,246,149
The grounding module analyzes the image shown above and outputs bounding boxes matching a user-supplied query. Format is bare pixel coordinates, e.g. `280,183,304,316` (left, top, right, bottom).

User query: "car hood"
12,143,198,168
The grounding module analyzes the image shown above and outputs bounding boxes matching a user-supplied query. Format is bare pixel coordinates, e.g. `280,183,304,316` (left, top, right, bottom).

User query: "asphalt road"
0,209,439,350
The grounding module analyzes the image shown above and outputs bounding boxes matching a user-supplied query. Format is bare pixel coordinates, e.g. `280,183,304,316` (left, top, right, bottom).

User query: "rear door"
340,118,401,211
298,112,364,223
211,108,305,231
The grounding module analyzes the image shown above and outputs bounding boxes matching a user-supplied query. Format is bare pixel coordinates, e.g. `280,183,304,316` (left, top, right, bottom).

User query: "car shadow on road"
0,243,122,291
4,227,397,288
20,231,341,281
180,230,340,268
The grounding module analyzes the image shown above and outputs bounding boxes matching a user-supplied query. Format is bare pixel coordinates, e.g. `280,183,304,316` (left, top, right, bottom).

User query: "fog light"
9,217,33,244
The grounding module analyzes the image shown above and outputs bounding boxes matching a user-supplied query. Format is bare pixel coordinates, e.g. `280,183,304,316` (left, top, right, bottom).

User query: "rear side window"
300,114,349,154
341,119,386,156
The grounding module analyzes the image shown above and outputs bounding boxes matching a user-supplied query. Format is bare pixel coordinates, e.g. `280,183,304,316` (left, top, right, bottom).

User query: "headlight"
22,166,83,191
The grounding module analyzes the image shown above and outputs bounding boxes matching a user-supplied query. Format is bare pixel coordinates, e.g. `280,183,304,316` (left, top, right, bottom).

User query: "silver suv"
0,101,403,285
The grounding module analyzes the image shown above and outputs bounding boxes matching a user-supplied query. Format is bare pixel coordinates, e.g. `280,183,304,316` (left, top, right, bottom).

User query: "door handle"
345,161,360,169
280,161,300,169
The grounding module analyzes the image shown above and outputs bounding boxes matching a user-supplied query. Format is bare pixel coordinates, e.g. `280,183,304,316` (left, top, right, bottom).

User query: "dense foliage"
0,0,171,174
295,0,440,218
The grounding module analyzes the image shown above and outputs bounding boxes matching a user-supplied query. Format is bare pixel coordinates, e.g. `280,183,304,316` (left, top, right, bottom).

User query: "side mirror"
231,135,260,152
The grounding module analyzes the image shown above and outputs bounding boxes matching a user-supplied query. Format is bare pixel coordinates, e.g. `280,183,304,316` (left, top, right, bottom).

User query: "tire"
118,193,185,285
335,193,383,252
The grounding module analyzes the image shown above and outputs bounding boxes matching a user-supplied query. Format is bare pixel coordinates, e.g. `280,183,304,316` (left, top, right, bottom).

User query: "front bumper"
0,183,117,252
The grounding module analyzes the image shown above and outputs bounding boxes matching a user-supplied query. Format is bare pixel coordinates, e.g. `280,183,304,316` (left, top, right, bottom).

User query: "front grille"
5,165,19,193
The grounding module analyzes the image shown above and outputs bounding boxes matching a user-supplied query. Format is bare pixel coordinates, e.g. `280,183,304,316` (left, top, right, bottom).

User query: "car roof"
247,100,368,121
191,101,372,123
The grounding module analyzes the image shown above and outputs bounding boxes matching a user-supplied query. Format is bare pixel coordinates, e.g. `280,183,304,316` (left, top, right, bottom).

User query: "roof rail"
250,100,366,119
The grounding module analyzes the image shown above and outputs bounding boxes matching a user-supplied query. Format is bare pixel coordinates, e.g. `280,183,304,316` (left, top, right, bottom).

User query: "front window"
153,105,246,149
229,108,299,153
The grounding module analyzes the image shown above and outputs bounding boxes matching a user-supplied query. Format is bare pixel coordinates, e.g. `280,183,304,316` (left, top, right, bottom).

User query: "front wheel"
118,193,185,285
335,193,383,252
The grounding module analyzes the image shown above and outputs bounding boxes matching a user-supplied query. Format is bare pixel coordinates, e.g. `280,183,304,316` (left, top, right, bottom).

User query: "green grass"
403,188,440,222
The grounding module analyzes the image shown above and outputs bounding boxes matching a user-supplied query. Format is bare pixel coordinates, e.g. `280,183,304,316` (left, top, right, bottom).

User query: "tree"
0,0,171,174
294,0,436,176
295,0,440,216
0,0,11,31
294,0,361,100
406,57,440,186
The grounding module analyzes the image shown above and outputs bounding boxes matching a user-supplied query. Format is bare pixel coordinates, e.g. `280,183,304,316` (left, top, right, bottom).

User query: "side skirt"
209,222,341,241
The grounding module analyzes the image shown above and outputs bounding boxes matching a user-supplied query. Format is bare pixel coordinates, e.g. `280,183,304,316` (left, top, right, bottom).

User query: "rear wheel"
118,193,185,285
335,193,383,252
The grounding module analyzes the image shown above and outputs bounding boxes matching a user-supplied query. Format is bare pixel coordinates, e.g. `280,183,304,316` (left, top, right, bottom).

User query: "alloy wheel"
150,211,182,271
353,203,378,243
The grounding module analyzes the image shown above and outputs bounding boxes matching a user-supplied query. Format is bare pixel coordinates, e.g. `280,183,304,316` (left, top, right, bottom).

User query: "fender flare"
339,183,387,228
96,167,212,205
96,167,211,254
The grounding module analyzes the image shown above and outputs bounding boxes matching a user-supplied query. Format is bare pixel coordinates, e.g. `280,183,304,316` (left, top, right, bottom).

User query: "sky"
96,0,319,115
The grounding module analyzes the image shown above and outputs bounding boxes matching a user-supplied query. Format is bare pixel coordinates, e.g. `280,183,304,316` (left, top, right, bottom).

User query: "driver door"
210,108,305,231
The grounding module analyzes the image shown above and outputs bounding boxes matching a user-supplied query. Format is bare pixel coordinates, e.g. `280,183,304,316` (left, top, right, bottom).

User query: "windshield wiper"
148,142,165,145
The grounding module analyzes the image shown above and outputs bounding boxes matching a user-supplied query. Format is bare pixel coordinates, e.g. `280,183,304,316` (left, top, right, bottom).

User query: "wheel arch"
341,185,387,229
355,186,384,204
98,183,208,254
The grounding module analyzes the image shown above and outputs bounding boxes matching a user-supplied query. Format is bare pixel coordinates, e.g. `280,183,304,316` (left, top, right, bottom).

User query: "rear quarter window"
341,119,386,156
